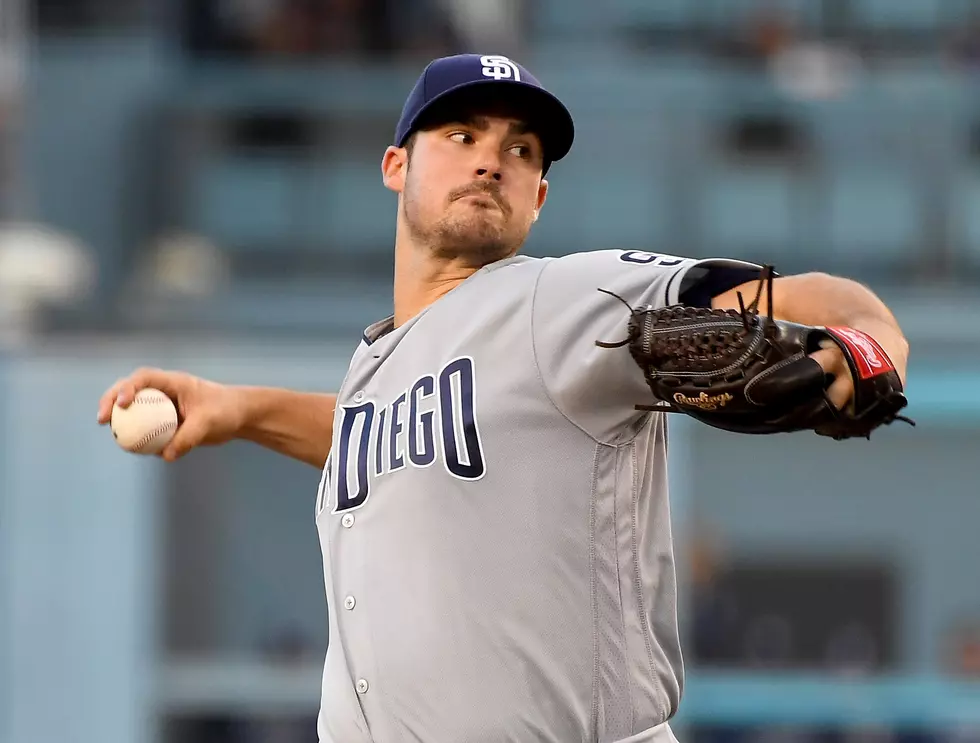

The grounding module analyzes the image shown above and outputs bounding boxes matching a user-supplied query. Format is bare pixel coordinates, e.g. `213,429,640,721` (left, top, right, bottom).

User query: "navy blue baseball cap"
394,54,575,175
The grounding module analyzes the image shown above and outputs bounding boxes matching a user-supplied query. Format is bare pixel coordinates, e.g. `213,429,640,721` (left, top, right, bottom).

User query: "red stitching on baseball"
128,392,177,450
134,421,177,451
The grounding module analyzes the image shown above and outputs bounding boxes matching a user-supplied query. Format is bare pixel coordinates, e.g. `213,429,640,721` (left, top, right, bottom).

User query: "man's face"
384,106,550,266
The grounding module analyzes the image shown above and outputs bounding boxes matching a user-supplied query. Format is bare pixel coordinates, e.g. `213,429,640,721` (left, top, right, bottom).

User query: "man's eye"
509,144,532,158
449,132,473,144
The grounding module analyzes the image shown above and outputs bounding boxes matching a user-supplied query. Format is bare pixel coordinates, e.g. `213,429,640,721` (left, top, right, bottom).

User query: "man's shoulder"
533,249,698,290
480,254,550,274
483,250,694,277
536,249,695,272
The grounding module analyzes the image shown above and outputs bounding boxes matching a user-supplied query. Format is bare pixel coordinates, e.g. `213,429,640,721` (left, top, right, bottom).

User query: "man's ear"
533,178,549,222
382,146,408,194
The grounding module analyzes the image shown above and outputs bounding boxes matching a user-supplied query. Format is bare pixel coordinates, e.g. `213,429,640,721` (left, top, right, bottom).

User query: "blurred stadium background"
1,0,979,742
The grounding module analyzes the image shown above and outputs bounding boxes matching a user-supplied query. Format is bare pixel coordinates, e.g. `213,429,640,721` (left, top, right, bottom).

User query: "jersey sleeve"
530,249,763,444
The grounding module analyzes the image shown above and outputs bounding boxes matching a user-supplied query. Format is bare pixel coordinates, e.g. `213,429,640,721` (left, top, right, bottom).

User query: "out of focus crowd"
35,0,528,59
30,0,980,71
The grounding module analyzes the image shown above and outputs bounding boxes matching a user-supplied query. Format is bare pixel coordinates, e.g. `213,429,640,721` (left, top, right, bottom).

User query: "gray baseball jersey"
314,249,760,743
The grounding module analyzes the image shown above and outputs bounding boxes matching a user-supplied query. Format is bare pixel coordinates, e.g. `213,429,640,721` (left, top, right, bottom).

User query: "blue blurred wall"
23,36,175,294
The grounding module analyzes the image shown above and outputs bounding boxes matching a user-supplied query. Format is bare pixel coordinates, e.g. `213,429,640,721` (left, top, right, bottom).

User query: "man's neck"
392,243,484,328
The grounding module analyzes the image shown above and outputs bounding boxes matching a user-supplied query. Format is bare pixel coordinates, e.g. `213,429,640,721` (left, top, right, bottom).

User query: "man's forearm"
715,272,901,333
771,273,901,330
235,386,337,468
713,271,909,381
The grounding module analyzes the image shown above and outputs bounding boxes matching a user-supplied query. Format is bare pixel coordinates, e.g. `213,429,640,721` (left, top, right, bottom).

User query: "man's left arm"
711,272,909,408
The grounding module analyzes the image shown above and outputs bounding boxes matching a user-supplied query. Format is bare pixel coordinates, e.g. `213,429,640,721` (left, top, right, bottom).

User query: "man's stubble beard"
401,171,527,267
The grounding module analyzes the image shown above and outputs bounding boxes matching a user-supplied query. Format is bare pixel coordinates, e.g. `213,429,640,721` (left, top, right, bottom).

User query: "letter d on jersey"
335,402,375,512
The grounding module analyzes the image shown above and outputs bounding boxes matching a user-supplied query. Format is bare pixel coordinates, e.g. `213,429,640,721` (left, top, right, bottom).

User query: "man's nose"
473,145,503,181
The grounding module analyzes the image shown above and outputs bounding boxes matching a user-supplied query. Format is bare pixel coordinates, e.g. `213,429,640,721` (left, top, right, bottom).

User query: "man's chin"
433,231,514,264
446,219,503,244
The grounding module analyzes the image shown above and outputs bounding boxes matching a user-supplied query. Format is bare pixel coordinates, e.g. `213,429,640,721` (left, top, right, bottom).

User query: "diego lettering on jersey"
332,356,486,514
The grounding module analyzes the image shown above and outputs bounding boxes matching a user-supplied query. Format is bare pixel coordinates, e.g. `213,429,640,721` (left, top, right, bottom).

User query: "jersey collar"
360,255,539,345
362,316,395,346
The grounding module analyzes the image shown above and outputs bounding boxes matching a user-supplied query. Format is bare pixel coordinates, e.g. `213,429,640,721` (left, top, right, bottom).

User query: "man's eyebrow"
449,116,533,137
456,115,490,131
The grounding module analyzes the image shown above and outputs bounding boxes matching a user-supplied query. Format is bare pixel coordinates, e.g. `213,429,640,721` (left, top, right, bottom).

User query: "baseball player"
97,54,910,743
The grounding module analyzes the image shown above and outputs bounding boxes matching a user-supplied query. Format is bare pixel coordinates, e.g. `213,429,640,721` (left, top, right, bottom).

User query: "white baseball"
110,388,179,455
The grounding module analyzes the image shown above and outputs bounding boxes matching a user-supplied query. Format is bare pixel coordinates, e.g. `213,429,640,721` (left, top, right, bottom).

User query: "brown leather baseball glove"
596,267,914,440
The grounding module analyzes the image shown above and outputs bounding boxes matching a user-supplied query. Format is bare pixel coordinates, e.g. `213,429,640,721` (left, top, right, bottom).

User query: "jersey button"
353,390,365,403
356,679,369,694
341,513,355,528
344,595,356,610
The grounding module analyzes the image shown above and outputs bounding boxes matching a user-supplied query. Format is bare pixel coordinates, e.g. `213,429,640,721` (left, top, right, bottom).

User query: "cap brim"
400,78,575,166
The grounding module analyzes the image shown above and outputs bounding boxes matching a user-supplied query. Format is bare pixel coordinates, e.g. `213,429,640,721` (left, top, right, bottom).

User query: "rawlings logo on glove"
672,392,735,410
595,266,914,440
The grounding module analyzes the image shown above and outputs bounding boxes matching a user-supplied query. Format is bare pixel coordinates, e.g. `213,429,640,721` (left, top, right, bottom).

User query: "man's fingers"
161,415,207,462
97,368,183,425
119,368,181,405
97,377,129,424
809,346,853,411
809,346,842,376
113,379,138,409
825,373,853,411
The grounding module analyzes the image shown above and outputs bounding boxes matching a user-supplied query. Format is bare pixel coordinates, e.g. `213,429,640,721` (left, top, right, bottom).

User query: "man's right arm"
235,387,336,469
98,368,336,469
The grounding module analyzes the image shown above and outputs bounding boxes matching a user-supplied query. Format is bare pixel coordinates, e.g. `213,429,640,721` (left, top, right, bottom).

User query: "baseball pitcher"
98,54,911,743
